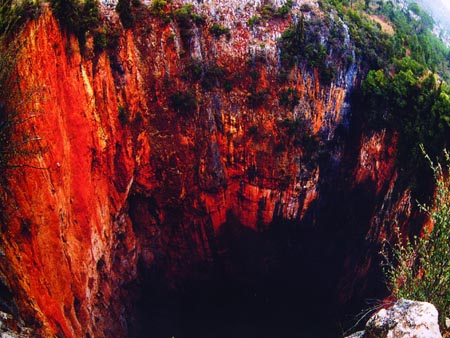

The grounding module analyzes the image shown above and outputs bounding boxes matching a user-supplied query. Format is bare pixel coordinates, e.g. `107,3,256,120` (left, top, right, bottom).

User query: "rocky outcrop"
346,299,442,338
0,311,33,338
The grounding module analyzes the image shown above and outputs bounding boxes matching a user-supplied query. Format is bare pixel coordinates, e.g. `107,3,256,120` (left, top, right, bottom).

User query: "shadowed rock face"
0,1,419,337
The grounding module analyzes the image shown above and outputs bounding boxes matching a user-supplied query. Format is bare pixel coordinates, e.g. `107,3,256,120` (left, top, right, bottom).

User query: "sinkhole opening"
126,211,387,338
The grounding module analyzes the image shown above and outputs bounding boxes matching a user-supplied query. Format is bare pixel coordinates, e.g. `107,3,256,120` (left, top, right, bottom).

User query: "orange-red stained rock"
0,4,414,337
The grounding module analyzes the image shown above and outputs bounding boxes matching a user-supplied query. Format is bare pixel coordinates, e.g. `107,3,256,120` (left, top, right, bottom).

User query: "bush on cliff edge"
381,147,450,328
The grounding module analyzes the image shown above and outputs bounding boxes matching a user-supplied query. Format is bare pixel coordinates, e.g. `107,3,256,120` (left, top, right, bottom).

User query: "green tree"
50,0,101,47
116,0,134,29
50,0,81,32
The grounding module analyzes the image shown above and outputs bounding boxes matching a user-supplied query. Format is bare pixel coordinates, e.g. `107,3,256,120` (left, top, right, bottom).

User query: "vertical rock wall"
0,1,415,336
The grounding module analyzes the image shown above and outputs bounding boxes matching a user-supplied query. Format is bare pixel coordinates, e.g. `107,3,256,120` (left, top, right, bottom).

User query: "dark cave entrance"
126,206,388,338
125,129,396,338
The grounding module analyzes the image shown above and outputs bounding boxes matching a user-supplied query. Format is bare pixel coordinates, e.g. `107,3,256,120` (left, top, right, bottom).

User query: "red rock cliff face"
0,1,415,337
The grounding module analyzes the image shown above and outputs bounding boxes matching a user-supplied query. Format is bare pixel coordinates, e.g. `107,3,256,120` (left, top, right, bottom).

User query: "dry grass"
368,15,395,35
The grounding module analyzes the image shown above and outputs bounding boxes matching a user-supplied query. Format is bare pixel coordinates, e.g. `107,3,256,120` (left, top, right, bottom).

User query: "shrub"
93,27,107,52
247,15,260,28
260,4,275,19
150,0,169,20
248,125,258,136
184,58,203,81
173,4,194,40
172,4,205,46
247,89,268,107
172,4,192,23
50,0,101,47
116,0,134,29
169,91,197,117
201,63,225,90
275,0,293,18
279,87,300,109
50,0,81,32
381,148,450,328
209,23,231,39
0,0,40,35
118,105,128,124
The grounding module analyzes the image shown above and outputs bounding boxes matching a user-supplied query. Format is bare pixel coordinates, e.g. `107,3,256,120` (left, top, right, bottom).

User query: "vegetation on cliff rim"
247,0,294,29
381,148,450,328
357,58,450,191
49,0,123,54
287,0,450,192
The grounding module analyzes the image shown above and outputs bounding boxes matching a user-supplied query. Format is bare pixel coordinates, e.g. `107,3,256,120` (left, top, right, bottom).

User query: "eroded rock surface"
347,299,442,338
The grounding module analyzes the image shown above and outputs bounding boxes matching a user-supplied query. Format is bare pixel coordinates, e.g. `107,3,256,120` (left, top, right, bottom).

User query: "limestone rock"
0,311,33,338
346,299,442,338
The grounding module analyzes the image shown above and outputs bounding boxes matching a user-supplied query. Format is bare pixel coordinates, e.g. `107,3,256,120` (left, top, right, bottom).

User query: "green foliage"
177,5,205,25
150,0,169,20
276,0,293,19
374,0,449,78
381,149,450,327
173,4,198,41
83,0,100,28
247,89,268,107
183,58,203,81
319,0,450,190
172,3,193,23
277,118,319,154
247,0,292,28
118,105,128,124
169,90,198,117
171,4,205,46
209,23,231,39
0,0,40,36
279,87,299,109
357,57,450,187
279,13,349,84
93,28,107,52
116,0,134,29
182,58,227,91
247,15,260,29
50,0,79,29
259,0,293,20
201,63,225,90
50,0,101,47
344,7,395,69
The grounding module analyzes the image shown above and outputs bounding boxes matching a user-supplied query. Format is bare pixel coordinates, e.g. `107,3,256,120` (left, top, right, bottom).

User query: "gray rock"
0,311,33,338
346,299,442,338
346,331,365,338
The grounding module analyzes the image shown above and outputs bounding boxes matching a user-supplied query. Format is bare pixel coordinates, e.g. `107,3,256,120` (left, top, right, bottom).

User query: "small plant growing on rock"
118,105,128,124
209,23,231,40
116,0,134,29
169,91,198,117
150,0,169,21
279,87,300,109
247,15,260,28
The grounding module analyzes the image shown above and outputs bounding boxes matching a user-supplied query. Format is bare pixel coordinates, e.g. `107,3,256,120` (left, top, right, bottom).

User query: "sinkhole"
126,193,389,338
